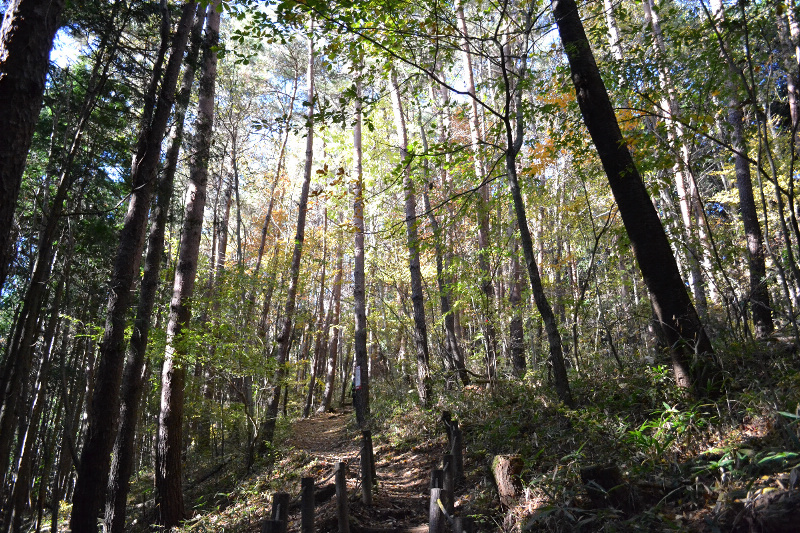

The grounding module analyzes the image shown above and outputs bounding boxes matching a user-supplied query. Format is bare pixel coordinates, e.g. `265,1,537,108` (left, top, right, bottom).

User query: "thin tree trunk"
6,254,68,533
456,1,499,381
258,27,316,449
0,0,66,291
317,237,344,414
552,0,717,395
709,0,774,337
352,62,370,429
643,0,711,316
105,6,205,532
508,240,526,378
418,110,469,386
304,210,328,417
154,3,218,528
0,11,123,489
68,5,197,530
389,67,431,407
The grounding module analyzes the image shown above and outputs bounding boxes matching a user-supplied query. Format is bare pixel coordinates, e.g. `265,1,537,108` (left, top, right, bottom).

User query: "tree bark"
552,0,717,395
0,0,66,291
352,63,370,428
154,2,218,528
508,241,526,378
104,6,205,532
304,210,328,417
418,109,469,386
68,4,197,530
711,0,774,337
258,27,315,449
317,238,344,414
456,1,499,382
389,67,432,407
643,0,711,316
0,8,123,489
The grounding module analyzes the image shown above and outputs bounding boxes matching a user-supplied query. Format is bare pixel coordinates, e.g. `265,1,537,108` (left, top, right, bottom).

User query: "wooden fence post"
429,468,445,533
301,477,314,533
451,422,464,484
335,461,350,533
453,516,473,533
261,519,283,533
442,454,454,513
361,430,373,505
429,485,444,533
271,491,289,533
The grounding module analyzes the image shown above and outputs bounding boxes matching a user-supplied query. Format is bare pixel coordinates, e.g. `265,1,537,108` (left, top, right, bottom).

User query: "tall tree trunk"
0,10,123,489
105,6,205,532
154,2,218,528
709,0,774,337
5,252,68,533
0,0,66,291
317,237,344,414
493,7,572,404
552,0,718,395
352,65,370,429
304,210,328,417
456,1,499,381
389,67,431,407
68,5,197,530
643,0,711,316
418,110,469,386
258,27,315,449
508,239,526,378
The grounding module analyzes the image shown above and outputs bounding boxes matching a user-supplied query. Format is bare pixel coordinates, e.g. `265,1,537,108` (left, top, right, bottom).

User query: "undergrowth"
121,337,800,532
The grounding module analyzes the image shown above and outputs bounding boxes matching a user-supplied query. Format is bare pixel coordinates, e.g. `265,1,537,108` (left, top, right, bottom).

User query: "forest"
2,0,800,530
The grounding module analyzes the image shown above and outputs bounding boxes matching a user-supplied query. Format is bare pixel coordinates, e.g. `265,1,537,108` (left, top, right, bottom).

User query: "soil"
282,408,447,532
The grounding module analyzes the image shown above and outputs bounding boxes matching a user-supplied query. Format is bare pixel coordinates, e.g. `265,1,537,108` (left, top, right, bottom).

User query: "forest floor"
177,407,446,532
171,341,800,533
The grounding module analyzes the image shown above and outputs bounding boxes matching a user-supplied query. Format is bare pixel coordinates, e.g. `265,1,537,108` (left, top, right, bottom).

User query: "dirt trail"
285,408,443,532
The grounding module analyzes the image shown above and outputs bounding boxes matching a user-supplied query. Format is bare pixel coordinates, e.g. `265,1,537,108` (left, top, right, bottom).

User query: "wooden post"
361,430,373,505
335,461,350,533
301,477,314,533
271,491,290,533
442,454,454,513
430,468,443,489
429,486,444,533
441,411,454,443
366,430,377,488
261,519,283,533
453,516,474,533
451,422,464,484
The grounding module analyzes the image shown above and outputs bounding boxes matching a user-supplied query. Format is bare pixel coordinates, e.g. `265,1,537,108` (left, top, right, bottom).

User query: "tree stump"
744,488,800,532
491,455,523,507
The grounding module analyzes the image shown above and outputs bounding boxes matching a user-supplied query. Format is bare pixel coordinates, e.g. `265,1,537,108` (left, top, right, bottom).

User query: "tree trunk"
643,0,711,317
711,0,774,337
104,6,205,532
352,64,370,429
0,0,66,291
456,1,499,382
0,12,123,490
6,255,68,533
419,114,469,387
551,0,717,395
68,5,197,530
304,209,328,417
154,2,218,528
508,241,526,378
317,238,344,414
258,27,315,449
389,67,432,407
